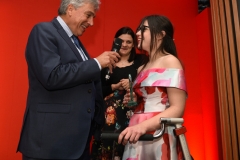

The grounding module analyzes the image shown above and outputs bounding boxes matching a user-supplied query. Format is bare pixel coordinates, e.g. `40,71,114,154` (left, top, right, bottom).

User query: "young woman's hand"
122,89,137,106
120,79,129,90
118,123,147,145
111,82,124,91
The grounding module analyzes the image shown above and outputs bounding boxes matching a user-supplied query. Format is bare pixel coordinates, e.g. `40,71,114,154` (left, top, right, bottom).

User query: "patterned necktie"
71,35,81,49
71,35,87,60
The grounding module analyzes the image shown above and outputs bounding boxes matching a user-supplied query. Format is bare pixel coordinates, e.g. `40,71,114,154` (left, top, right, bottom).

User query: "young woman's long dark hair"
136,15,180,70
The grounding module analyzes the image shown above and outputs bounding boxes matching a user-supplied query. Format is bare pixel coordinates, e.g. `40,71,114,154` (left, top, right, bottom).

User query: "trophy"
127,74,138,107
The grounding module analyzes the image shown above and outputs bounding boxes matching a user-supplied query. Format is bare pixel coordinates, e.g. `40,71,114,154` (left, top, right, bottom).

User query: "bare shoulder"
161,54,183,69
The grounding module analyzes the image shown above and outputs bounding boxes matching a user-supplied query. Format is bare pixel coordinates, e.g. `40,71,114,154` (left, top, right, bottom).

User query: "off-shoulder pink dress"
122,68,187,160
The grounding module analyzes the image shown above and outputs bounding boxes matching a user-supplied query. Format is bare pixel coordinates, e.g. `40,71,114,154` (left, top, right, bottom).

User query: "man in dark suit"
17,0,120,159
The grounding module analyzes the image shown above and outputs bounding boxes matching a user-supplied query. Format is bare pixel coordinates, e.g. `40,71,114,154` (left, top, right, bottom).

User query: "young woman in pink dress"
118,15,188,160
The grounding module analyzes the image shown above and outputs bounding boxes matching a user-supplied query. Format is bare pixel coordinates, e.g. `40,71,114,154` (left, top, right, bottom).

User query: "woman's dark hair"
137,15,178,60
114,26,137,62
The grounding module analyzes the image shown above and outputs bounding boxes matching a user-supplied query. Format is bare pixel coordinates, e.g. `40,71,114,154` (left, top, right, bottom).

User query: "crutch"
101,117,192,160
160,118,192,160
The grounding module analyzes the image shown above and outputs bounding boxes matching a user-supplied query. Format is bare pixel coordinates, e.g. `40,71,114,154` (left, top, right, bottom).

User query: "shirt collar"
56,16,74,38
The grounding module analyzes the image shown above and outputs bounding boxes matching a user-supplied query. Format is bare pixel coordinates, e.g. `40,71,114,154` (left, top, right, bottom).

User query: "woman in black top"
91,27,147,160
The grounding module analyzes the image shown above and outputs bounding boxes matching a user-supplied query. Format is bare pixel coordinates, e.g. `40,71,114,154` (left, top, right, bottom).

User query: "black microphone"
101,132,154,141
111,38,123,52
105,38,123,80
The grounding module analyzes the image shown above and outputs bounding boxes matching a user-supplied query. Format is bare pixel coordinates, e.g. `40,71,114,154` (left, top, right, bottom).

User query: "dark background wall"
0,0,218,159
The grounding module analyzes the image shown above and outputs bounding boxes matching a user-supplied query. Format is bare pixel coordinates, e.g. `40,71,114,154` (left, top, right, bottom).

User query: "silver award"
127,74,138,107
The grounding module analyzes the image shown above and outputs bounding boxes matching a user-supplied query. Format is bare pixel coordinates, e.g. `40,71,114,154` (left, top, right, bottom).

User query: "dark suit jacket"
17,18,104,159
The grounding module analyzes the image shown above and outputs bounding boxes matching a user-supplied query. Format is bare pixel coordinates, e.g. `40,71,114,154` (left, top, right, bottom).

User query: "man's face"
66,3,96,36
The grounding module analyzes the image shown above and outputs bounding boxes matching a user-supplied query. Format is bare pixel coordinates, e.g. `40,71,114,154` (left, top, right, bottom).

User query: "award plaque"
127,74,138,107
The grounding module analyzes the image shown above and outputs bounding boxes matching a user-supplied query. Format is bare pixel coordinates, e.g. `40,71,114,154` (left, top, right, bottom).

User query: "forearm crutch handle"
101,133,154,141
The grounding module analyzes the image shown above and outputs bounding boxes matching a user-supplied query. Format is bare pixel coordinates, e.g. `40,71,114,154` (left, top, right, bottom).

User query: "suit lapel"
51,18,84,61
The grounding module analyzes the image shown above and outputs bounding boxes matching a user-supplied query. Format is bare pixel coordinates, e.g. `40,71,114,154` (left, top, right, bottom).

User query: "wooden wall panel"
210,0,240,159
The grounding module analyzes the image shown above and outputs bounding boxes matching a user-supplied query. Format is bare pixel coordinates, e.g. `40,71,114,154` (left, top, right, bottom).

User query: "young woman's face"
136,21,151,52
118,34,134,56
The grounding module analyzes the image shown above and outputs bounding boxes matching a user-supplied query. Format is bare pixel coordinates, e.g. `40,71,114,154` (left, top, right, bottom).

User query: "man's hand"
96,51,120,73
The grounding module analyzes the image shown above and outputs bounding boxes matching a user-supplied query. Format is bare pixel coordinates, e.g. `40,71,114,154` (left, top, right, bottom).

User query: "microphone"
111,38,123,52
105,38,123,80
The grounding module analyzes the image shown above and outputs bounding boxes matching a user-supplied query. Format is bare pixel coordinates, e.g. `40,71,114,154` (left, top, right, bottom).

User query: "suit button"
87,108,91,113
88,89,91,93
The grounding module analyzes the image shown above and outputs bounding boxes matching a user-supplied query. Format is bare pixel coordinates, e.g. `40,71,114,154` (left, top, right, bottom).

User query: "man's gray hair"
58,0,101,15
